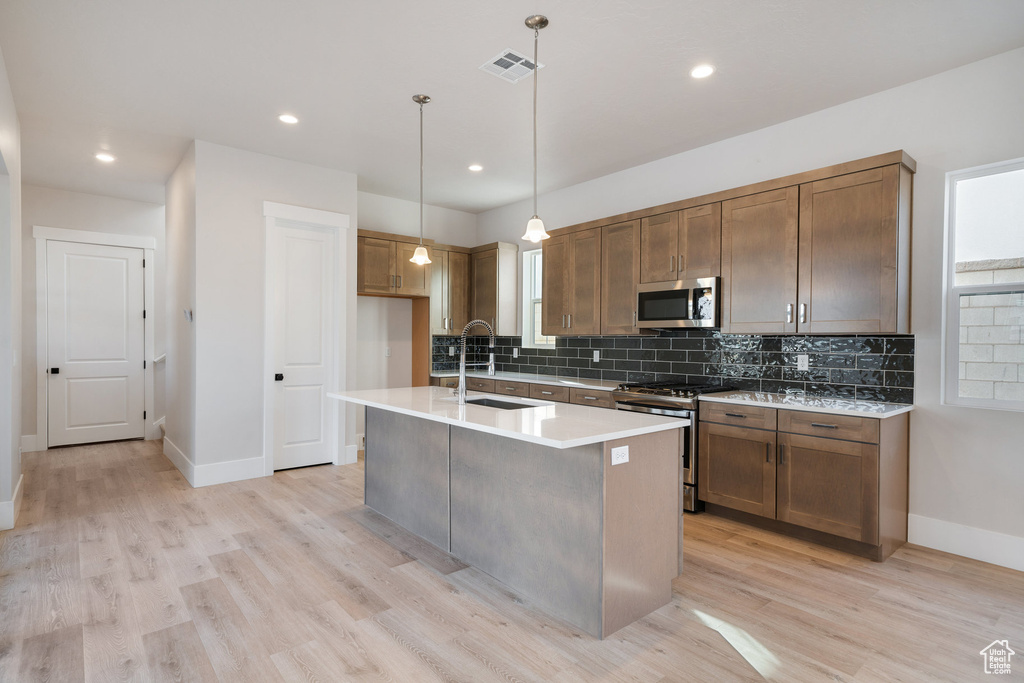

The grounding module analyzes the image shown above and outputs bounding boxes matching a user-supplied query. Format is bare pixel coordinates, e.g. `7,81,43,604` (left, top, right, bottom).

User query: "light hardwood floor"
1,439,1022,682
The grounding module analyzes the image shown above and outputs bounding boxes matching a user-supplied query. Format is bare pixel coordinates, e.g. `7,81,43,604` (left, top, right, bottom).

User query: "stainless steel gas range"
611,380,734,513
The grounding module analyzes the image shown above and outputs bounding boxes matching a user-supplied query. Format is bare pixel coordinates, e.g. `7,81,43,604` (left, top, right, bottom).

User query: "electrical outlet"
513,348,519,358
385,347,392,358
797,354,809,371
449,346,455,356
611,446,629,465
593,350,600,362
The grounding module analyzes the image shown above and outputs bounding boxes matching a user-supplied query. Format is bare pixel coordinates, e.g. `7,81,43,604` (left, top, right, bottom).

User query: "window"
522,249,555,348
944,158,1024,410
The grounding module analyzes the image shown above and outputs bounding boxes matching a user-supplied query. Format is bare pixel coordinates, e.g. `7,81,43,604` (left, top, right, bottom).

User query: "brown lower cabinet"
699,405,908,560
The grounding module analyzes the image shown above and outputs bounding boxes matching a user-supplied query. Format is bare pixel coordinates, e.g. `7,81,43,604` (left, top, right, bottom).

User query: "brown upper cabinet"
640,203,722,283
470,242,518,336
357,234,431,297
429,248,470,335
601,220,641,334
542,228,602,336
721,164,911,334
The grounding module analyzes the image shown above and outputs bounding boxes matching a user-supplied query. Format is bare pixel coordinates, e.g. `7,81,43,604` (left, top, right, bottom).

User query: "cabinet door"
357,237,395,294
698,422,776,518
601,220,641,334
394,242,431,297
721,187,799,333
429,249,450,334
541,235,569,336
776,433,879,544
568,228,601,335
798,166,900,333
640,212,679,283
448,251,471,333
471,249,498,329
679,203,722,279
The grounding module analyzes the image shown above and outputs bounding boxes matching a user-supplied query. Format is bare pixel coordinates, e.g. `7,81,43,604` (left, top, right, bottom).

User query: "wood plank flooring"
1,439,1022,682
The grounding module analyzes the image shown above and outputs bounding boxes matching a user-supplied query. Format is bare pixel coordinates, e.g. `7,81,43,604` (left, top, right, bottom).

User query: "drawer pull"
505,386,517,391
541,391,553,395
725,412,747,418
583,396,598,400
810,422,838,429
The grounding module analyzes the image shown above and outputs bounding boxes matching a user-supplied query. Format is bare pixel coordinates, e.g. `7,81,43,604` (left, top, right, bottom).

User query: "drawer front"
701,402,777,430
494,381,530,397
530,384,570,402
435,376,458,388
570,388,614,409
465,377,495,393
778,410,879,444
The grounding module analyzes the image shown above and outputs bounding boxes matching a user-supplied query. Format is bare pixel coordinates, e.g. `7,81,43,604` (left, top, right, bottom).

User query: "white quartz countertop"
430,370,619,392
329,386,685,449
699,391,914,418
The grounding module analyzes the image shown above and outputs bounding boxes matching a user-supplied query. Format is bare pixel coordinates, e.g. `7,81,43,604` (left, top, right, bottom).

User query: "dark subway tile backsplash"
432,329,915,404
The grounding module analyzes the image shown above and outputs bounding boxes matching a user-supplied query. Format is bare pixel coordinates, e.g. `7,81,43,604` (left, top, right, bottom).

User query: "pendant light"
522,14,550,243
410,94,432,265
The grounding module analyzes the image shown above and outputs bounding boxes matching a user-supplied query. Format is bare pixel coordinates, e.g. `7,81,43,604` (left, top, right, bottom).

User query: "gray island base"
365,406,681,638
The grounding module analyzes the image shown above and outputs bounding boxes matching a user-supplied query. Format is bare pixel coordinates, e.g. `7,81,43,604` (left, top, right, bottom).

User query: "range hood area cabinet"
428,247,471,334
640,203,722,283
541,228,602,336
470,242,518,336
357,232,432,297
721,163,913,334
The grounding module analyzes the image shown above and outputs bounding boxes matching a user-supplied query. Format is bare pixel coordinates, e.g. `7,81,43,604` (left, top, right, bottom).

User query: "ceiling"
1,1,1023,213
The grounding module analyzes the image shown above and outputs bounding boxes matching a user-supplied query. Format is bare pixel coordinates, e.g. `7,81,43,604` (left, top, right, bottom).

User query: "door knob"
274,373,284,381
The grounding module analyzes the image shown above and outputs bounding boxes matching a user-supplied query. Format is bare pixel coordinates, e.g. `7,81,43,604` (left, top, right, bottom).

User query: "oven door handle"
615,402,692,418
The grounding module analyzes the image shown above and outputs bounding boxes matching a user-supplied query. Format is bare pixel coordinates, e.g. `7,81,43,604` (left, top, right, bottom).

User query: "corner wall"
478,47,1024,568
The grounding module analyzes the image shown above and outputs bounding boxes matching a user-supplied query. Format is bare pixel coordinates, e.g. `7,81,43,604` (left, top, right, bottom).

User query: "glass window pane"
533,252,543,297
954,168,1024,286
956,290,1024,401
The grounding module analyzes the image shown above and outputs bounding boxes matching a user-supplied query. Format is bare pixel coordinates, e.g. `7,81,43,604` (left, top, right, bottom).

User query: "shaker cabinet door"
698,422,776,518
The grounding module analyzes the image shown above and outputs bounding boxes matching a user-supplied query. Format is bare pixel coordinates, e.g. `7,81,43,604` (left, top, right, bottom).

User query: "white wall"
164,144,197,468
479,47,1024,568
19,186,165,440
358,191,477,247
354,296,413,438
192,141,358,471
0,45,22,529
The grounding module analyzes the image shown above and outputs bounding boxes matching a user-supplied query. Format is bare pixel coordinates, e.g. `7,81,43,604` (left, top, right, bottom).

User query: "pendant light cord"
533,27,539,218
419,100,425,246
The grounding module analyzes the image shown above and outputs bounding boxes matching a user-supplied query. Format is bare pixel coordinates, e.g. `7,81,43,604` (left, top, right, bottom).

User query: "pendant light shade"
411,94,432,265
522,15,550,243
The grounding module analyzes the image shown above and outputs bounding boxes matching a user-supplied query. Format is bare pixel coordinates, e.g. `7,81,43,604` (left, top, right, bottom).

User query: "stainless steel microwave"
636,277,720,329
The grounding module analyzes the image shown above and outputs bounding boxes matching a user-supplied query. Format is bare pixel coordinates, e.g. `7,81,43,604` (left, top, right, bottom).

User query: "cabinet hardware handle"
678,254,685,273
583,396,598,400
669,255,675,272
505,386,516,391
562,314,566,328
541,391,553,395
567,314,572,328
391,274,395,287
799,303,807,324
765,442,771,463
397,275,403,289
633,310,637,327
779,444,785,466
725,412,746,418
810,422,839,429
786,303,793,324
443,316,447,330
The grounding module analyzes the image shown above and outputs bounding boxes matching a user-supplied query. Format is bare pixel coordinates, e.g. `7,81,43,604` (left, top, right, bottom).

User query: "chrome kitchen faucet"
457,319,496,405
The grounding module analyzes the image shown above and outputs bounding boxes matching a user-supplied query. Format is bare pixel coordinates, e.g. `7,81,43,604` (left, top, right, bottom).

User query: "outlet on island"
611,445,629,465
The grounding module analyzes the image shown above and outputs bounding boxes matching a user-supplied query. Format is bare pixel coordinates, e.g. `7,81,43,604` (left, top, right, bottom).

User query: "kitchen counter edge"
699,391,913,418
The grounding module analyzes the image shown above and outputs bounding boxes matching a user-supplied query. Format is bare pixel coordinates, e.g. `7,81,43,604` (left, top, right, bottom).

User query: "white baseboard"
909,514,1024,572
342,444,359,465
20,435,42,453
163,437,195,486
0,474,25,530
193,456,266,488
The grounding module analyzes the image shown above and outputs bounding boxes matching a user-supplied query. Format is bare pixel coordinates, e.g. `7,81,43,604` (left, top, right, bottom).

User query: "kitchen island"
329,386,686,638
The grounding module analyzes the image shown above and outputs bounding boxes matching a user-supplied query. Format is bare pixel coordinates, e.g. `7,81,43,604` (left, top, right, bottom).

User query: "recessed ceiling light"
95,152,116,163
468,164,483,172
278,114,299,124
690,64,715,79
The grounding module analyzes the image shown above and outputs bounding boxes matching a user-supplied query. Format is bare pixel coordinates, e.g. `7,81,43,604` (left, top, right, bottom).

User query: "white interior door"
46,240,145,446
271,224,335,470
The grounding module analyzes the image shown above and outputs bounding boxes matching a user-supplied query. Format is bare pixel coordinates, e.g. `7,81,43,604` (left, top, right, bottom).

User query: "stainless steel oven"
613,398,698,511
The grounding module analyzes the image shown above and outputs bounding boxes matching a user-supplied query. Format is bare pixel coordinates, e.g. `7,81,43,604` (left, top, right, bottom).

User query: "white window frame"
521,248,555,349
942,156,1024,412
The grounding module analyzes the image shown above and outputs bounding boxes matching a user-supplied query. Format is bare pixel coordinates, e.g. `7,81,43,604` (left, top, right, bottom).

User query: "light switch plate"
797,354,809,371
611,445,629,465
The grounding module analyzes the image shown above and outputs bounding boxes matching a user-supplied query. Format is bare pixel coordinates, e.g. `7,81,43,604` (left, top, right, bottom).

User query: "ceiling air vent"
479,48,544,83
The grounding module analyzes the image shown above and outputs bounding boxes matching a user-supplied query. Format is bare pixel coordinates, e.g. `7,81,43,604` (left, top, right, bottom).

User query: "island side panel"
364,407,451,551
601,429,680,638
449,427,604,637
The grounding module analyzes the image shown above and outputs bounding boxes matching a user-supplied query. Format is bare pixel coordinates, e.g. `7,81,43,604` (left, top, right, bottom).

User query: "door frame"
262,202,352,474
32,226,157,450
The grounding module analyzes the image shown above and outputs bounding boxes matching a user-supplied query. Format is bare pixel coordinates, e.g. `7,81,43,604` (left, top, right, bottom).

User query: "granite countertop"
699,391,913,418
430,370,619,392
329,386,685,449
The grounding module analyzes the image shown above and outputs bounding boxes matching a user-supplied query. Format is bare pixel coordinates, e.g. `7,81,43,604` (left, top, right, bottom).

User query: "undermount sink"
465,397,532,411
